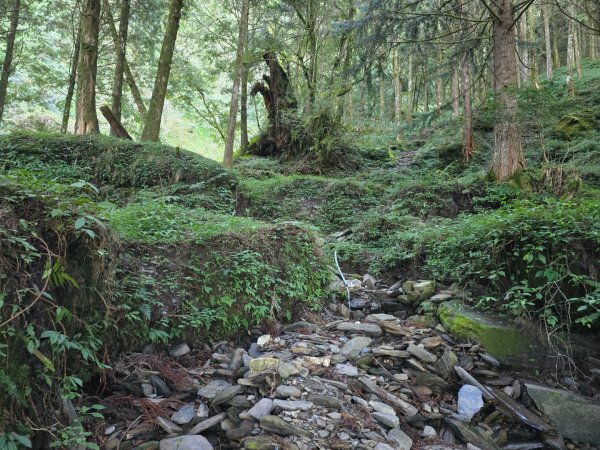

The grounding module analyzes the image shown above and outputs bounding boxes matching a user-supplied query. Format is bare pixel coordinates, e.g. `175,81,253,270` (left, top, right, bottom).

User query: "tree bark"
489,0,525,181
543,6,553,80
552,33,561,68
393,49,402,123
75,0,101,135
574,23,583,78
100,105,133,139
140,0,184,142
250,53,297,156
379,60,386,121
240,62,249,155
452,65,460,117
518,15,528,87
527,7,539,88
0,0,21,123
104,0,146,118
462,52,474,162
111,0,130,135
223,0,250,169
406,54,414,125
567,12,576,96
62,16,82,133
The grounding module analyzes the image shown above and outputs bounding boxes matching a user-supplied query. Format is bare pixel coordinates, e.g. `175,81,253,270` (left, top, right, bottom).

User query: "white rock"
257,334,271,347
334,363,359,377
457,385,484,421
422,425,437,438
245,398,274,421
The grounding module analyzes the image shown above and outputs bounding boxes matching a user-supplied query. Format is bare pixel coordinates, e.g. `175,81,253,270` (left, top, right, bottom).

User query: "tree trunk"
490,0,525,181
250,52,297,156
104,0,146,118
552,33,561,68
393,49,402,123
452,65,460,117
567,13,576,96
543,6,553,80
379,60,386,121
110,0,130,135
518,15,528,86
462,52,474,162
527,7,539,88
0,0,21,123
406,54,414,125
574,23,583,78
74,0,101,135
62,18,82,133
223,0,250,169
240,62,249,155
141,0,184,142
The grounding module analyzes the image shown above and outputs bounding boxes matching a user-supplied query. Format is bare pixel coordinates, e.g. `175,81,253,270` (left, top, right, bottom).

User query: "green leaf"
11,433,32,448
74,217,86,230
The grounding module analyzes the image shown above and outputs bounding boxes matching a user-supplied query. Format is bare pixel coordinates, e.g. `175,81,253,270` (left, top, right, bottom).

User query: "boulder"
438,301,537,362
525,383,600,445
413,280,436,300
160,436,213,450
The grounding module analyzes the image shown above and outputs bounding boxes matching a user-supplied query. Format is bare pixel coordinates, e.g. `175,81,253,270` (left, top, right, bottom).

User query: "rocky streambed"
98,278,600,450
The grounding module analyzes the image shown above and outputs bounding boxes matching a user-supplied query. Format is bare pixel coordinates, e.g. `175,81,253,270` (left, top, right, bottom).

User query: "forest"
0,0,599,449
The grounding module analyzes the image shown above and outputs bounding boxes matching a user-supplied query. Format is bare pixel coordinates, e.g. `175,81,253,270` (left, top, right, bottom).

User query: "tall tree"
393,48,403,123
0,0,21,123
462,52,474,161
224,0,250,169
489,0,526,180
406,53,414,124
111,0,130,134
74,0,101,135
240,62,250,155
543,6,553,80
62,6,82,133
141,0,184,142
104,0,146,118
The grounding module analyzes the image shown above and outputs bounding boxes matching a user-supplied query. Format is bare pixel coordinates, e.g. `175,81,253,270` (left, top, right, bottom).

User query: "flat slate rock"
188,412,227,435
336,322,382,336
259,415,312,437
525,383,600,445
197,380,232,399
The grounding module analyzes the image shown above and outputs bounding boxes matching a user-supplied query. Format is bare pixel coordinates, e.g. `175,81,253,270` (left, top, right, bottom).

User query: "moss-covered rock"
437,301,537,361
555,113,595,139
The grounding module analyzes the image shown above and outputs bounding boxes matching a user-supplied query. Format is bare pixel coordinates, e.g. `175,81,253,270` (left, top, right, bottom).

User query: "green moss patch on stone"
438,301,536,361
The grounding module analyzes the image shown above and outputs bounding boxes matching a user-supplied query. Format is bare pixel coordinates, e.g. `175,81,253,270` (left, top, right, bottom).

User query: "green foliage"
0,135,329,446
375,197,600,327
108,201,262,244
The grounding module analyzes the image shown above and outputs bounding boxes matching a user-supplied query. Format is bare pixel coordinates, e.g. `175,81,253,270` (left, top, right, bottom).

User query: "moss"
555,113,595,139
0,131,236,191
438,301,534,360
238,174,382,233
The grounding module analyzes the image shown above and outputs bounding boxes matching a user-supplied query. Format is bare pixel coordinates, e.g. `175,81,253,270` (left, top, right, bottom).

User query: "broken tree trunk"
249,52,297,157
100,105,133,140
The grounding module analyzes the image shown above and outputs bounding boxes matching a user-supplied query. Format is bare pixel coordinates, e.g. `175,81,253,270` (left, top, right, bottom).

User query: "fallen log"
99,105,133,140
